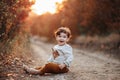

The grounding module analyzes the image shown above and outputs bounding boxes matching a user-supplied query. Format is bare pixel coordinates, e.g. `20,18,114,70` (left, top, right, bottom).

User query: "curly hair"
54,27,72,39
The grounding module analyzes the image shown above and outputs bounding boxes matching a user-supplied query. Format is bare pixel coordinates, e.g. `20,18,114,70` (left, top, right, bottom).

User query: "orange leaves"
7,73,17,77
7,73,18,80
0,0,32,50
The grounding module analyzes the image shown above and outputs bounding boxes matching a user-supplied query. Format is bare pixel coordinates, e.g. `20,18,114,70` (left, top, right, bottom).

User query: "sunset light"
30,0,64,15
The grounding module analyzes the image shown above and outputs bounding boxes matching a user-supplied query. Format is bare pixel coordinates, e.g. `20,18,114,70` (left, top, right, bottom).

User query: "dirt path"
23,37,120,80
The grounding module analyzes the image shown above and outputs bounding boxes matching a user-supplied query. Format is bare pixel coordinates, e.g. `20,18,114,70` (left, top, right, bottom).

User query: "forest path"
23,37,120,80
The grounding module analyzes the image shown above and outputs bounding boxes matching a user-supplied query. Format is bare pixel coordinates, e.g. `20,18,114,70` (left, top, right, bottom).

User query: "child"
23,27,73,75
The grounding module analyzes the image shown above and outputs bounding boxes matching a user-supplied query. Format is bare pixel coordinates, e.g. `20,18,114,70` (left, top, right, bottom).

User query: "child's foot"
23,64,42,75
23,64,29,73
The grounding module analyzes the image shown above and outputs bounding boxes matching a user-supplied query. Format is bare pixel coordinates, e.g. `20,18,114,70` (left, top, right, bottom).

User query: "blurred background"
26,0,120,54
0,0,120,57
27,0,120,38
0,0,120,79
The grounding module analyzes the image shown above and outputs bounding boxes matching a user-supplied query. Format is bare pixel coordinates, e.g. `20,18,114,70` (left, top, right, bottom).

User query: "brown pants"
25,62,69,75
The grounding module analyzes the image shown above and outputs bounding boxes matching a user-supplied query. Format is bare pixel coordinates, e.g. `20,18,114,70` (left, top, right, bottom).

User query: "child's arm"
47,48,54,62
47,55,54,63
63,47,73,67
47,48,59,62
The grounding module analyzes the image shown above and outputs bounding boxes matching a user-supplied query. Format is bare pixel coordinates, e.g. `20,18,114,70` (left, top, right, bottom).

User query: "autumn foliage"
0,0,33,53
30,0,120,38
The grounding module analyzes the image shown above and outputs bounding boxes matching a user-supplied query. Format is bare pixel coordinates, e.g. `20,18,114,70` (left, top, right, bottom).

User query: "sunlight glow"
30,0,64,15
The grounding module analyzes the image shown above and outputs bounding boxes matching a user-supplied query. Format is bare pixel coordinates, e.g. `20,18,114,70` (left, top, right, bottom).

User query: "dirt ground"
0,37,120,80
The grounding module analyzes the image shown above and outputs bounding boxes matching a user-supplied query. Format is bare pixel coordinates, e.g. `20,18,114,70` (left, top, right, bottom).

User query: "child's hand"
53,50,59,59
59,63,66,69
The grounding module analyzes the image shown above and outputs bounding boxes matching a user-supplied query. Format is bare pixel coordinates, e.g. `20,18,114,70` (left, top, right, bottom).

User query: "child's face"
56,32,69,46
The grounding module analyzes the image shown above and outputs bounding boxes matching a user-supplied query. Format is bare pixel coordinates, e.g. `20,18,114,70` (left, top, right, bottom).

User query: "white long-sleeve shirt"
47,44,73,67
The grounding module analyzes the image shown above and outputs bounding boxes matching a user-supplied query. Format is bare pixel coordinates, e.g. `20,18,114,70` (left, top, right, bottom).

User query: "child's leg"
23,63,69,75
40,62,69,74
23,65,41,75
